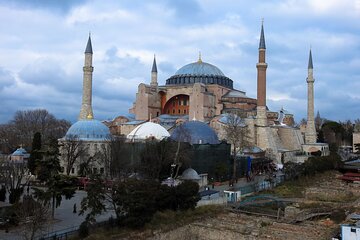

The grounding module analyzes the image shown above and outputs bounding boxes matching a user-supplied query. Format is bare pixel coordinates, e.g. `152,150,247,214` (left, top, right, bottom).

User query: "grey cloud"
0,67,15,90
4,0,88,14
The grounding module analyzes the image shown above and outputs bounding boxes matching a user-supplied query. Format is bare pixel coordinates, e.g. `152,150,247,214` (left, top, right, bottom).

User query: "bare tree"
223,113,251,182
107,136,130,179
0,158,30,203
0,109,71,151
16,195,50,240
171,124,191,178
60,135,87,175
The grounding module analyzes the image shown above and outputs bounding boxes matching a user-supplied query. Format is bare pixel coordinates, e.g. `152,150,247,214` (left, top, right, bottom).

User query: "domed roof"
180,168,201,180
166,59,233,89
127,122,170,141
175,61,225,76
12,147,29,156
65,119,111,141
170,121,219,145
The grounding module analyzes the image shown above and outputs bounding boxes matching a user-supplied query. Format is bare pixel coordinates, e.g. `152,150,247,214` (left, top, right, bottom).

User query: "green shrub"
78,221,89,239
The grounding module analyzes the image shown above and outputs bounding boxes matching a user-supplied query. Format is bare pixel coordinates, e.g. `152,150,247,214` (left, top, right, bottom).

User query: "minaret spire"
85,33,93,54
259,19,266,49
256,20,268,127
308,48,313,69
151,54,157,73
150,54,158,87
305,49,316,143
79,35,94,120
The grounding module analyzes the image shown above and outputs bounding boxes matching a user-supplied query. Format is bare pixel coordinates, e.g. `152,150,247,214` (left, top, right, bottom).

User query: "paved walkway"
0,190,114,240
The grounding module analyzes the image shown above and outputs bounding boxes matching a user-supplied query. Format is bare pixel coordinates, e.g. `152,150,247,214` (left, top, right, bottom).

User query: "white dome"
127,122,170,141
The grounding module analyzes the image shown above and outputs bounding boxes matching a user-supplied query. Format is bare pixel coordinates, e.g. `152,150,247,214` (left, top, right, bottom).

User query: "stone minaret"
79,35,94,120
150,55,158,87
305,49,317,143
256,22,268,126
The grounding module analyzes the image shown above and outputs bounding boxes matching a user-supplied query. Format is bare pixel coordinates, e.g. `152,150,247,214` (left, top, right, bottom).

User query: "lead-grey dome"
180,168,201,180
65,119,111,141
175,61,225,76
170,120,219,145
166,60,233,89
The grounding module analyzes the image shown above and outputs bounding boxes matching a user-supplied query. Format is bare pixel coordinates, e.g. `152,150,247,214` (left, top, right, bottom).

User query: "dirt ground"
149,171,360,240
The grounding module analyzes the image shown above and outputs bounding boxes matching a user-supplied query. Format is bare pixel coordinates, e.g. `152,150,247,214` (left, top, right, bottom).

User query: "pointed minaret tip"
151,54,157,73
85,34,93,54
259,19,266,49
308,49,313,69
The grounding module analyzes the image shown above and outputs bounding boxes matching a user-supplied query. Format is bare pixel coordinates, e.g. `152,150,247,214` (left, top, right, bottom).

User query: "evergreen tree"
33,138,76,219
28,132,42,175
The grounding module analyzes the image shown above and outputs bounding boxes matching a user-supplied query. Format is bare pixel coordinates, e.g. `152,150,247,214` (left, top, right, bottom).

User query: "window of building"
179,100,181,105
71,168,75,174
183,99,187,105
100,168,104,174
178,109,181,114
184,109,187,114
93,168,98,174
156,111,159,117
172,109,175,114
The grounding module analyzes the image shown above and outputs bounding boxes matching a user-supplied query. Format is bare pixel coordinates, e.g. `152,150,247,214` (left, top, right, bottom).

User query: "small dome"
127,122,170,141
170,121,219,145
175,61,225,76
12,147,28,156
243,146,264,153
180,168,201,180
65,119,111,141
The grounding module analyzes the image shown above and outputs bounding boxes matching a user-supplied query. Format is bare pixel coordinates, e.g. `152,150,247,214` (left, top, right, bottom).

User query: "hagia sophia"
59,23,329,178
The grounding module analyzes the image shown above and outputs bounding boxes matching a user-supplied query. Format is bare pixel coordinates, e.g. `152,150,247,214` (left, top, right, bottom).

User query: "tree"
139,139,174,180
80,174,122,222
114,179,160,228
0,157,30,204
16,195,50,240
33,138,76,219
315,111,324,131
28,132,42,175
0,109,70,151
174,181,200,210
60,135,87,175
170,124,192,179
107,137,129,179
223,113,251,181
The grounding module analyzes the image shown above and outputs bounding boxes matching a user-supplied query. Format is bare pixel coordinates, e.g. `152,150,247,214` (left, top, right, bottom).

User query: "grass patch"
265,171,338,198
147,205,224,231
71,205,225,240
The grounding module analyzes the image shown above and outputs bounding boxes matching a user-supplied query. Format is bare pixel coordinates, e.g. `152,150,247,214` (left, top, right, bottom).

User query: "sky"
0,0,359,124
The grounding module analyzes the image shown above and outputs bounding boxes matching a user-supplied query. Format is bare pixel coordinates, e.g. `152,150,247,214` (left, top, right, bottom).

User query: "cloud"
4,0,88,14
0,0,359,124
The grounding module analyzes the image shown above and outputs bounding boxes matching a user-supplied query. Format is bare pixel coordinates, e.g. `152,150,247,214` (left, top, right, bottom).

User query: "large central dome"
175,61,225,76
166,59,233,89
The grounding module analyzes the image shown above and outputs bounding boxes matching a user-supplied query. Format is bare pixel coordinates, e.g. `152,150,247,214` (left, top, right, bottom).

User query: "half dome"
170,120,219,145
65,119,111,141
127,122,170,141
